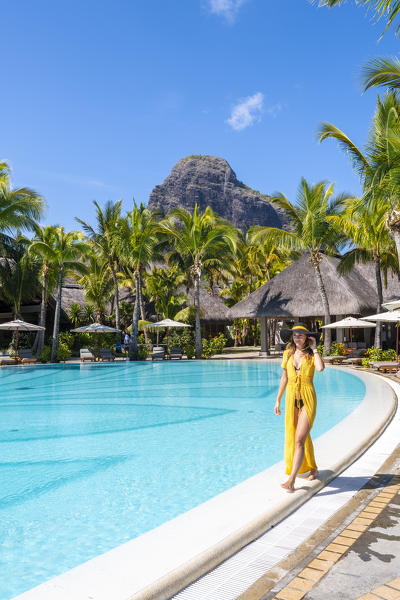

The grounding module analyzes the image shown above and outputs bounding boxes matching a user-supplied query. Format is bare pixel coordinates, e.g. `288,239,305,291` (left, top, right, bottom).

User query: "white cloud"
226,92,264,131
207,0,247,22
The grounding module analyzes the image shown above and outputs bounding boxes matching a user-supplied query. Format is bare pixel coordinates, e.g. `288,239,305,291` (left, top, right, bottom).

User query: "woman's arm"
309,336,325,372
274,369,288,415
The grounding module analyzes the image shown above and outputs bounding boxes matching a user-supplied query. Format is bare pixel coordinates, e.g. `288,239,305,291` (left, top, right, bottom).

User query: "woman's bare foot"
281,479,295,493
306,469,319,481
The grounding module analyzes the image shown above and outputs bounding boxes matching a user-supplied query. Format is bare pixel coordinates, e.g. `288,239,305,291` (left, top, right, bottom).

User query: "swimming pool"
0,360,365,600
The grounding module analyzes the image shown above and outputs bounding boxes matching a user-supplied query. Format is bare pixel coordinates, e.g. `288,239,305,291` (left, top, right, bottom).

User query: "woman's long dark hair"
286,336,313,360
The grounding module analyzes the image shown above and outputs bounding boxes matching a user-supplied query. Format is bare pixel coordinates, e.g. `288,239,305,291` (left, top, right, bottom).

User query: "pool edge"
12,368,396,600
133,369,397,600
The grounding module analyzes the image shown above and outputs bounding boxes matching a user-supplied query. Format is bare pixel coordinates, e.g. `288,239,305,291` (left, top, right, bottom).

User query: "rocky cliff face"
148,155,287,230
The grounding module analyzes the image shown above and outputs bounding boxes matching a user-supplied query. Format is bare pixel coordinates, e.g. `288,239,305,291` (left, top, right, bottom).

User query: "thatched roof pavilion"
229,254,380,319
229,254,400,354
183,285,231,322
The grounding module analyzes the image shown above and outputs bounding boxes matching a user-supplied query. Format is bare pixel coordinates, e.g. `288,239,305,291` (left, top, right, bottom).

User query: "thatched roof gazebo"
229,254,378,320
229,254,400,355
183,285,231,323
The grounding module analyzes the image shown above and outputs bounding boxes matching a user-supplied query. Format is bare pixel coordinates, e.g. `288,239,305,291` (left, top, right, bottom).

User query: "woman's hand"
308,336,317,350
274,401,281,416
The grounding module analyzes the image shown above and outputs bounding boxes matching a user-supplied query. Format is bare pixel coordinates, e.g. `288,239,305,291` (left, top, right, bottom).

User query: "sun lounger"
18,349,37,364
323,356,346,364
80,348,95,362
0,353,18,366
151,346,165,361
370,361,399,374
341,357,363,365
169,347,183,360
99,348,115,361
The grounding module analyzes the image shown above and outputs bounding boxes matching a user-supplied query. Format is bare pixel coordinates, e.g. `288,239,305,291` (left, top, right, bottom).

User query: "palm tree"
68,302,83,328
48,228,89,361
253,179,347,353
27,225,59,355
0,161,45,255
315,0,400,35
76,200,123,330
82,303,95,323
118,203,161,360
144,266,186,319
0,236,40,320
158,205,238,358
331,198,397,347
77,254,114,323
318,92,400,268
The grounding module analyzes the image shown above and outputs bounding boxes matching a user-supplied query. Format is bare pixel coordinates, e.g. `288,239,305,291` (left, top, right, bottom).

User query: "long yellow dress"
281,349,318,475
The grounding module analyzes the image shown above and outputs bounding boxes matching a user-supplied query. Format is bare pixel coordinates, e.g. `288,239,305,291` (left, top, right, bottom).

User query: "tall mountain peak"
148,155,287,230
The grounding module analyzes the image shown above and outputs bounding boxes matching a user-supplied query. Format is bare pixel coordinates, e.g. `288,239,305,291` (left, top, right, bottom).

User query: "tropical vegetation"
5,17,400,361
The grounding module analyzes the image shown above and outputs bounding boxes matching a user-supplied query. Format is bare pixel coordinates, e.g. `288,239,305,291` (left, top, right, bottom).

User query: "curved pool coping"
13,366,397,600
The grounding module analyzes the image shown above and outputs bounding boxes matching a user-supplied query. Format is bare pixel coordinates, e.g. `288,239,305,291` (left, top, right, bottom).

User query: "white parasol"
0,319,45,354
322,316,376,349
382,299,400,311
363,311,400,360
71,323,121,355
145,318,191,345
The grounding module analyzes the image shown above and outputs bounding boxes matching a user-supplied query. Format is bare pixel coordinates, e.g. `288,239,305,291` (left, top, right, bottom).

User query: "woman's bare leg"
281,406,299,492
281,408,311,492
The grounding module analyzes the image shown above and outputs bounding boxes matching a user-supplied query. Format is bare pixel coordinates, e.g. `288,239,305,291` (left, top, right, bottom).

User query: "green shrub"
137,345,148,360
317,344,324,356
201,334,227,358
168,329,196,358
382,349,396,360
328,342,346,356
40,345,52,362
56,342,72,362
185,343,195,359
59,331,74,350
365,346,382,361
201,339,214,359
362,346,396,366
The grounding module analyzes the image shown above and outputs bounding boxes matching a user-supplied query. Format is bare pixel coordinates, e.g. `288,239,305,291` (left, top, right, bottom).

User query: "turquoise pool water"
0,360,365,599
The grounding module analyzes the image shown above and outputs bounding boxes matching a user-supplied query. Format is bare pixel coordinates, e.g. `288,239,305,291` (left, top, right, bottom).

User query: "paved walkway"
265,471,400,600
236,374,400,600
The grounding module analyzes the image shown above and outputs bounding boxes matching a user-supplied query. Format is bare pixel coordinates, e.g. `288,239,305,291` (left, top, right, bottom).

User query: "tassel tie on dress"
287,375,314,409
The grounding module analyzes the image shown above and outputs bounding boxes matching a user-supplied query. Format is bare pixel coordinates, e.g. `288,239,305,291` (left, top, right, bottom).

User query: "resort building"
229,254,400,354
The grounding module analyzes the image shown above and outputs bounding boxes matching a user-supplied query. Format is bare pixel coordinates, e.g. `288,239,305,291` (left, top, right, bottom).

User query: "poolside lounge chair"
151,346,165,361
169,347,183,360
0,353,18,366
80,348,95,362
341,357,363,366
370,361,399,374
18,349,37,364
323,355,347,365
99,348,115,361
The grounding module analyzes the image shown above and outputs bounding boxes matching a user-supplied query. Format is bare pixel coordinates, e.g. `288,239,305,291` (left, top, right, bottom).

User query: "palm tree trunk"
51,270,63,362
387,211,400,264
36,273,47,356
139,272,149,344
313,261,331,354
392,230,400,265
110,263,120,331
129,272,140,360
194,272,202,359
374,256,383,349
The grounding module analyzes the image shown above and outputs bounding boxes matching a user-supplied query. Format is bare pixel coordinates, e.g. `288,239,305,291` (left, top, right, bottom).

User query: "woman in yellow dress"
274,323,325,493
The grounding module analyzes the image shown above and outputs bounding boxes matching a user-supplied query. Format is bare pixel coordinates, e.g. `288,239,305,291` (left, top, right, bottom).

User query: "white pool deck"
13,367,399,600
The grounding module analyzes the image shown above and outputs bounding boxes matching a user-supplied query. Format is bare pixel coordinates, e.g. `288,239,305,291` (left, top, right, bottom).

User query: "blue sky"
2,0,400,230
